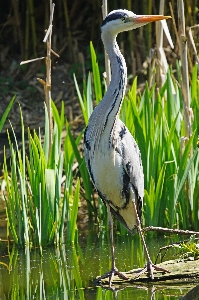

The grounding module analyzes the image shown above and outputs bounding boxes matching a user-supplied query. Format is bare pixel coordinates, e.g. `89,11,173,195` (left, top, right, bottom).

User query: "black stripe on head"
101,11,128,27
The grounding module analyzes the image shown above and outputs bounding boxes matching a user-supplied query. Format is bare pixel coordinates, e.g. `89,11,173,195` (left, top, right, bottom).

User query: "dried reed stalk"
28,0,37,58
20,1,57,156
127,0,134,77
156,0,166,88
102,0,111,87
169,2,180,53
43,1,55,151
11,0,24,59
187,25,199,65
25,5,30,60
62,0,73,61
177,0,191,138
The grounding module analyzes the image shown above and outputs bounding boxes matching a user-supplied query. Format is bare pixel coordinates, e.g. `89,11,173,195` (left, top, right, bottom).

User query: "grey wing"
116,120,144,218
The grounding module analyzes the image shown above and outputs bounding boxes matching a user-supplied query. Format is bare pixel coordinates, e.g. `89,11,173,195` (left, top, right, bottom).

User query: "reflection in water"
0,230,195,299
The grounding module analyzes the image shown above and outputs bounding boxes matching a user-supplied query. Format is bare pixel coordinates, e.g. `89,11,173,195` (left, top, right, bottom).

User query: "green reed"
122,72,199,230
3,101,81,247
0,96,15,132
2,44,199,249
75,43,199,231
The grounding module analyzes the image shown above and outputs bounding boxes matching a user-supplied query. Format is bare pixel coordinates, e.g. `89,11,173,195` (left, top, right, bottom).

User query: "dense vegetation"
0,1,199,249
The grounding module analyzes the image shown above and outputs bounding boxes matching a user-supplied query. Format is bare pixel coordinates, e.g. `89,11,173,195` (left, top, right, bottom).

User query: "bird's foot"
95,267,129,286
134,261,170,280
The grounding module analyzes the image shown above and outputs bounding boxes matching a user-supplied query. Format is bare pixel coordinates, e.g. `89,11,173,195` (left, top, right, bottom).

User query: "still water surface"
0,227,196,299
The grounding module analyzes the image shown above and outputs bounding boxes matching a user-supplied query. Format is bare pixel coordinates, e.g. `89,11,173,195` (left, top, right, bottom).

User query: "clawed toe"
95,267,129,285
134,261,170,280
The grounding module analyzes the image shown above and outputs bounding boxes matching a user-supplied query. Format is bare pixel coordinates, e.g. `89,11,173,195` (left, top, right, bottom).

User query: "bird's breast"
90,148,128,209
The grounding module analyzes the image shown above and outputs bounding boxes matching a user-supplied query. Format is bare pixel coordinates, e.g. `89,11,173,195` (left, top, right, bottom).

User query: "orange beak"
135,15,171,23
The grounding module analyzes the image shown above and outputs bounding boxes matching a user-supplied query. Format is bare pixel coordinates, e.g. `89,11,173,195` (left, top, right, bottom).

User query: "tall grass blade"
90,41,102,104
67,124,93,212
0,95,15,132
70,178,80,243
73,73,88,125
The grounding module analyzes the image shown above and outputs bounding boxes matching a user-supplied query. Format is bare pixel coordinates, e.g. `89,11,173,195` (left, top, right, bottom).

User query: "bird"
84,9,170,285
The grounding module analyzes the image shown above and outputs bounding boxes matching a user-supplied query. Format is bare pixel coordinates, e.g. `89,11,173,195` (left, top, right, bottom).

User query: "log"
98,258,199,285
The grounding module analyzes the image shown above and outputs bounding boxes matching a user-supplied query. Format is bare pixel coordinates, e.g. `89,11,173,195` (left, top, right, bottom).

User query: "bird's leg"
131,196,170,280
95,204,128,285
109,204,116,271
107,204,129,283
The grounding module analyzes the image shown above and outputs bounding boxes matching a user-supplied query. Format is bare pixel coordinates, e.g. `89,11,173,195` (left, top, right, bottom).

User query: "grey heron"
84,9,170,284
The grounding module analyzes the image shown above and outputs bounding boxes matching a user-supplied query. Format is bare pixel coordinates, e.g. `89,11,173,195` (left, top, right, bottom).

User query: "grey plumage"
84,9,170,284
84,9,144,233
85,118,143,232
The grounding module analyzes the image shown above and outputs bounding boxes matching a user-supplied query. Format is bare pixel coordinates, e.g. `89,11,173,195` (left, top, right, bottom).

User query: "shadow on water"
0,227,197,299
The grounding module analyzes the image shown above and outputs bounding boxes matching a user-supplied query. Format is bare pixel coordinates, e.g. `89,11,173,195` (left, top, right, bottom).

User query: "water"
0,227,196,299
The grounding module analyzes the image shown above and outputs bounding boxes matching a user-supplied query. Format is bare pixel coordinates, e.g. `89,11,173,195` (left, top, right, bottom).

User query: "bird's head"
101,9,171,36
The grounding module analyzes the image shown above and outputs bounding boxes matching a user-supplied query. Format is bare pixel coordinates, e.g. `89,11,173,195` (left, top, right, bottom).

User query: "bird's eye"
121,17,126,22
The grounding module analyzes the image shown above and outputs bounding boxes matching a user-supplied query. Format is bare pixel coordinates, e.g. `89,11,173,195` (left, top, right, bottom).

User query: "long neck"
101,32,127,131
87,31,127,147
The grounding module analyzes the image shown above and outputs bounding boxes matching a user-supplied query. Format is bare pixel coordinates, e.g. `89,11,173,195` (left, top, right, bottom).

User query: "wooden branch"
142,226,199,236
98,258,199,285
97,226,199,287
